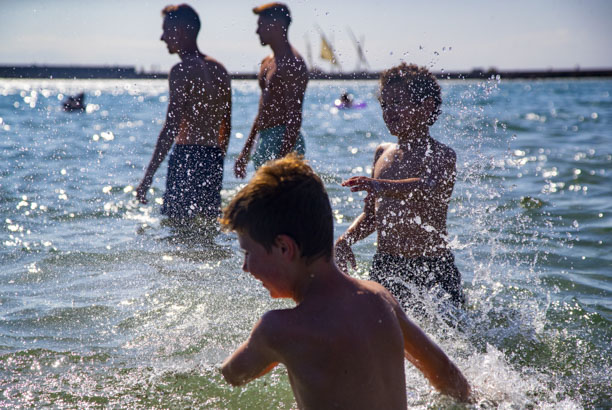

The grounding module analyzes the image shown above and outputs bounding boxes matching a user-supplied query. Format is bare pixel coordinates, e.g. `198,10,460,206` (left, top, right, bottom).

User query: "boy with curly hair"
335,63,465,308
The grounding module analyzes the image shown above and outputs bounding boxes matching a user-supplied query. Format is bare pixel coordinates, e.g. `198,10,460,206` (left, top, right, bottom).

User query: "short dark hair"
221,154,333,263
380,63,442,126
253,2,292,27
162,4,201,36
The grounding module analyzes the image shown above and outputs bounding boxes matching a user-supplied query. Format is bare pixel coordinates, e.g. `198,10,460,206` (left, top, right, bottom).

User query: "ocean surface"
1,77,610,408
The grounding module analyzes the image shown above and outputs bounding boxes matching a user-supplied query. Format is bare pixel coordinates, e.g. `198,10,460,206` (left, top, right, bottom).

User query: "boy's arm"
278,66,307,157
234,93,264,179
235,57,270,179
218,69,232,156
393,302,471,402
343,148,457,200
136,66,185,203
343,176,423,199
334,146,384,271
221,314,280,386
334,197,376,272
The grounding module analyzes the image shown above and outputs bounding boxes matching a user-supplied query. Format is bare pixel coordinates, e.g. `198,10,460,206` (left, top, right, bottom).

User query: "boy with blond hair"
335,63,465,308
221,154,470,408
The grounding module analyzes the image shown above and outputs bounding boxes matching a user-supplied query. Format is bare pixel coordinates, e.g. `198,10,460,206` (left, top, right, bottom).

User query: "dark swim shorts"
370,250,465,308
162,145,224,220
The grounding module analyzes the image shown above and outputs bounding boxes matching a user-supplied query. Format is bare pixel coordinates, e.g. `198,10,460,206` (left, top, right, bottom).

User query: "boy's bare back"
223,266,469,408
260,273,408,408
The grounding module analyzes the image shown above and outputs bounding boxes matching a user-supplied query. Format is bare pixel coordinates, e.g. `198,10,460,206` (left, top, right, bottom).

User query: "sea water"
0,78,610,408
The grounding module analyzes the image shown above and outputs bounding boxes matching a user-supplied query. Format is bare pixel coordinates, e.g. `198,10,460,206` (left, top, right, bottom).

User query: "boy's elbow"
438,363,471,402
221,362,245,387
448,380,471,403
455,369,472,402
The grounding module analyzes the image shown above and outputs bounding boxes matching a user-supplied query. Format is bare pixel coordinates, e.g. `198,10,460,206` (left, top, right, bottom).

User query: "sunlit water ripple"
1,78,610,408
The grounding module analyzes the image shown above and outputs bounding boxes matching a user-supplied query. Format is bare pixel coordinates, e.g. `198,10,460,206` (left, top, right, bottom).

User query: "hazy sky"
1,0,611,73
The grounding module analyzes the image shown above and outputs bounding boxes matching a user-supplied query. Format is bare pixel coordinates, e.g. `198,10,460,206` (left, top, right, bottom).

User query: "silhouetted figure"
62,92,85,112
339,92,353,108
136,4,231,222
234,3,308,177
335,63,465,310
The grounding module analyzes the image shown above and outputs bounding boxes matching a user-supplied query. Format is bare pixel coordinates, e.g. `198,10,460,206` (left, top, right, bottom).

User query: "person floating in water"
234,2,308,178
337,91,353,108
136,4,231,222
335,63,465,309
220,154,471,407
62,92,85,112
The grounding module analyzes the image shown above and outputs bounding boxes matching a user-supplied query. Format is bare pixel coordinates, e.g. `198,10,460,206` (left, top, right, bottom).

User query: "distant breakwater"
1,65,611,80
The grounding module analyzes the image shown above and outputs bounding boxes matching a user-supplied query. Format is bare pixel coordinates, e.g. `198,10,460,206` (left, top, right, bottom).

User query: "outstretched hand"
334,238,357,272
342,176,382,195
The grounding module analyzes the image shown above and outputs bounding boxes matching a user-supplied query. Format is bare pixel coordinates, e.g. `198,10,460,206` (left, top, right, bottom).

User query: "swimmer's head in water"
221,153,333,264
161,4,201,52
379,63,442,127
253,3,291,44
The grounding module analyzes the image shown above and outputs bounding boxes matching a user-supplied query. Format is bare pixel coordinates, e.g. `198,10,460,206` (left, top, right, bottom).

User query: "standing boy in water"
137,4,231,221
220,154,471,408
234,3,308,178
335,63,465,308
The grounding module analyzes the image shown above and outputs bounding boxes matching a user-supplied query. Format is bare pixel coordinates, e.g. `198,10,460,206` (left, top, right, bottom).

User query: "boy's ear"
274,234,299,261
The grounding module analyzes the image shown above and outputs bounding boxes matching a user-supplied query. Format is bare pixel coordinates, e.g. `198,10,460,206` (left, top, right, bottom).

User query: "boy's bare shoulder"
374,142,395,160
168,63,192,92
169,61,200,86
431,138,456,163
258,308,294,330
376,142,395,152
355,277,401,306
253,309,297,349
275,55,308,83
203,55,229,78
169,62,187,79
260,54,274,67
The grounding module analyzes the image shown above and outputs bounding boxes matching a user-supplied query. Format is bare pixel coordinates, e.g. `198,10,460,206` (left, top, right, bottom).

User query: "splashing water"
1,78,610,408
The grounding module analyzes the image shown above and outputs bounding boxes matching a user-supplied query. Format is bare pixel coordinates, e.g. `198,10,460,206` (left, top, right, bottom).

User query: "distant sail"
320,37,339,66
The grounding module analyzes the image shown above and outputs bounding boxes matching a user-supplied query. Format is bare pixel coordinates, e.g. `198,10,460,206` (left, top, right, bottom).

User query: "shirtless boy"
221,155,471,408
335,63,465,308
234,3,308,178
137,4,231,220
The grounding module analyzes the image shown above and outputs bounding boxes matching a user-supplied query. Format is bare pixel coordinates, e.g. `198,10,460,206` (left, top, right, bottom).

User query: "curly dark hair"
380,63,442,126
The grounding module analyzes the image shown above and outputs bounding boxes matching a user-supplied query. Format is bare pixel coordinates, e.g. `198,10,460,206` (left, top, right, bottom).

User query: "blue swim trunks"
162,145,224,220
251,125,306,169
